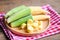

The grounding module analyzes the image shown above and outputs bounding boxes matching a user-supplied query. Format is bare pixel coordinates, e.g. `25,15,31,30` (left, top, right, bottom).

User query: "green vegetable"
11,15,33,27
7,7,31,23
5,5,26,18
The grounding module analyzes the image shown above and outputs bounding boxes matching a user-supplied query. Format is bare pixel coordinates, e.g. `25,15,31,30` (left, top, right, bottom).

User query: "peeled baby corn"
11,15,33,27
7,7,31,23
27,23,34,33
20,23,26,29
29,6,50,15
5,5,27,18
33,15,50,21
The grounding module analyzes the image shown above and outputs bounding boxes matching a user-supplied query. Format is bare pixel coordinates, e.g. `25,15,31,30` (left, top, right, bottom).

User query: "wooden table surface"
0,0,60,40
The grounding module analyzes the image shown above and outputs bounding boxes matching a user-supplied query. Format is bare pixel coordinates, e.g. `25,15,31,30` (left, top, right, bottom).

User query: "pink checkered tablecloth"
0,5,60,40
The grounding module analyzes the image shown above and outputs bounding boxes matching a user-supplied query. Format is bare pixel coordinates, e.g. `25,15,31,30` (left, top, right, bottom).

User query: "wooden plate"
6,19,49,36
